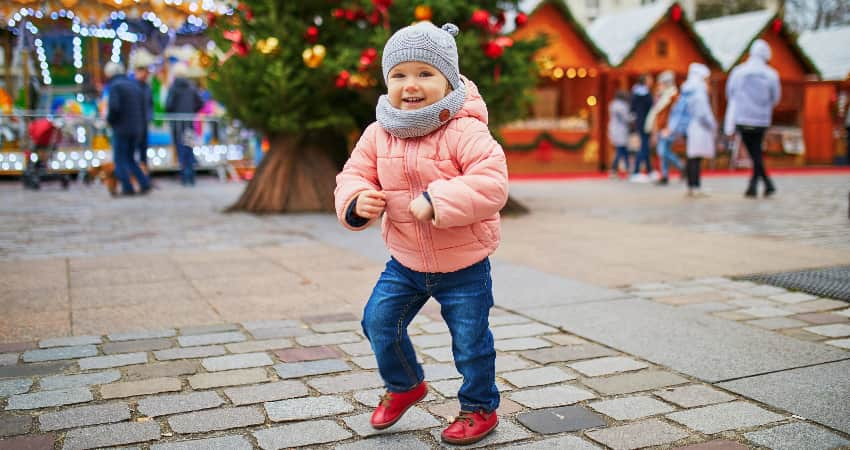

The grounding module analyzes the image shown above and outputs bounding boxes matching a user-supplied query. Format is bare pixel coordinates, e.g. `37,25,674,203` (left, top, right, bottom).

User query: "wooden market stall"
503,0,609,174
696,10,820,168
587,1,721,170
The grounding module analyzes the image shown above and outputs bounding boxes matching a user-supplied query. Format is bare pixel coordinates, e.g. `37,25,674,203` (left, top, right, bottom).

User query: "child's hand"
409,195,434,222
355,190,386,219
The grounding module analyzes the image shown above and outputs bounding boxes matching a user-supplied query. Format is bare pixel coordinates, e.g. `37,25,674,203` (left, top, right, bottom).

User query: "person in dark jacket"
165,64,203,186
105,62,150,196
131,55,154,171
630,74,654,181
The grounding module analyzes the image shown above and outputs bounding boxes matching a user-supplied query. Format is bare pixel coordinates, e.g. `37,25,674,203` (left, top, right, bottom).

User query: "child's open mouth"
403,97,425,106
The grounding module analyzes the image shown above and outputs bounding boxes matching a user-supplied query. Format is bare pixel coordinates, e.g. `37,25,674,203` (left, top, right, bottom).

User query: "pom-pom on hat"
382,22,461,90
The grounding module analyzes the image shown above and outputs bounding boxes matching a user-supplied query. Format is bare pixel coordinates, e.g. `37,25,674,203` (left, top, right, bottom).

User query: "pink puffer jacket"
335,77,509,273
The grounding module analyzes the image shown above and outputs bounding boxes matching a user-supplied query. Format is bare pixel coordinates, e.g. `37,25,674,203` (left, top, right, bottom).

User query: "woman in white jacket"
670,63,716,197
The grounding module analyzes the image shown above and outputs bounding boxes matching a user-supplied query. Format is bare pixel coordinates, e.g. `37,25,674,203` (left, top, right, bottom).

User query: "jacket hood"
454,76,489,125
171,77,192,89
682,63,709,94
632,84,650,96
749,39,771,63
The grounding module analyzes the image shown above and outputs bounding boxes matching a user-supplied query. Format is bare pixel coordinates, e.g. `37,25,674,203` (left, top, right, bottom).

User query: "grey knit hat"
382,22,461,89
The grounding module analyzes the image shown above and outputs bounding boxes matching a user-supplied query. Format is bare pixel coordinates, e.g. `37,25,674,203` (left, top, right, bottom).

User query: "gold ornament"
302,44,326,68
256,37,280,55
199,53,212,68
414,5,433,21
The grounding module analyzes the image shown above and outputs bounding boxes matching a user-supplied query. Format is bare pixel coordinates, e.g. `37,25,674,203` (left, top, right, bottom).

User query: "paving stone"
826,338,850,349
23,345,98,363
179,324,240,336
803,323,850,338
492,323,558,340
303,312,359,323
744,422,850,450
411,333,453,348
524,298,848,383
589,395,675,420
188,368,270,390
296,332,362,347
490,314,532,326
307,371,384,394
501,366,576,387
520,344,618,364
835,308,850,317
738,307,794,318
0,342,37,353
137,391,225,417
727,298,777,309
0,434,56,450
62,421,160,450
265,395,355,421
153,345,225,361
79,352,148,370
39,336,101,348
499,435,602,450
107,329,176,342
495,338,552,351
654,384,736,408
508,385,595,408
543,334,588,346
431,379,513,398
426,398,522,419
496,354,536,372
586,419,689,450
679,302,737,313
273,346,343,362
792,312,848,325
274,359,350,379
310,320,362,333
40,370,121,390
124,360,199,381
0,361,72,378
568,357,649,377
39,402,130,431
718,360,850,434
420,363,460,381
249,327,311,340
353,388,437,407
786,299,848,313
224,380,309,406
343,406,439,437
101,377,182,399
429,418,532,448
744,317,808,330
0,354,17,366
492,261,624,309
242,320,301,330
351,356,378,369
202,352,273,372
334,433,431,450
337,341,374,356
167,406,265,433
253,420,352,449
743,285,788,297
225,338,293,354
177,332,246,347
768,292,818,304
582,370,688,395
665,401,784,434
102,339,173,355
672,441,749,450
0,379,32,397
6,387,92,410
516,405,606,434
421,346,453,362
0,414,32,437
151,435,253,450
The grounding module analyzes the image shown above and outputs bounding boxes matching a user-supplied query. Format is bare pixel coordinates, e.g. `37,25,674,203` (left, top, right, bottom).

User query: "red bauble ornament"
335,70,351,88
364,47,378,59
305,26,319,43
515,12,528,27
332,8,345,19
483,41,503,59
207,12,216,28
772,18,782,33
223,29,243,43
494,36,514,48
368,11,381,25
237,3,253,21
372,0,392,8
345,9,356,21
471,9,490,27
670,4,682,22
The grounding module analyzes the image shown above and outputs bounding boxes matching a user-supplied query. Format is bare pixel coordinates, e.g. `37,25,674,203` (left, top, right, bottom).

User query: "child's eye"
419,71,433,77
391,73,405,79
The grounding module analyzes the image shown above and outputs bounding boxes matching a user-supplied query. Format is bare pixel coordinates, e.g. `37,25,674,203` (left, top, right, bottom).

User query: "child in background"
608,90,631,178
335,21,508,445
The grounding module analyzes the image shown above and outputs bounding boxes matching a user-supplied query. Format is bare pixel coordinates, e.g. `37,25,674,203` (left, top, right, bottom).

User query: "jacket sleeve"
427,120,509,229
334,123,382,231
695,95,717,132
770,73,781,107
107,84,120,126
165,88,175,113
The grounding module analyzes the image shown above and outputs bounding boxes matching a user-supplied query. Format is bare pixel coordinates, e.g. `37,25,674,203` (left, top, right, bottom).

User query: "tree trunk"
227,133,338,213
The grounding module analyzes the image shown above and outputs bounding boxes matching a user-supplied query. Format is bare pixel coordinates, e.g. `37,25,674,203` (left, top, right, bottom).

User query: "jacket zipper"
406,139,435,272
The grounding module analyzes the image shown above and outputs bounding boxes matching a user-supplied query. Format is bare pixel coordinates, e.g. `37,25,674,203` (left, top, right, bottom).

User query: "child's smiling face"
387,62,451,110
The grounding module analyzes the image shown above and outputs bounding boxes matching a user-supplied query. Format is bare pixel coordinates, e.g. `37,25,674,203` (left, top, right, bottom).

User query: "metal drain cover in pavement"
739,266,850,302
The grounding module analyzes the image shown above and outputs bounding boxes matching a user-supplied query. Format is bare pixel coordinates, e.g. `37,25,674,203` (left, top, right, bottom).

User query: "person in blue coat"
630,74,655,181
105,62,150,196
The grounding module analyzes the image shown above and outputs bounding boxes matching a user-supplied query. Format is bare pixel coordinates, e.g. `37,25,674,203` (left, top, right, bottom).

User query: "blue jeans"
611,146,630,173
113,133,150,194
177,144,196,185
656,136,682,178
633,130,652,174
362,257,499,413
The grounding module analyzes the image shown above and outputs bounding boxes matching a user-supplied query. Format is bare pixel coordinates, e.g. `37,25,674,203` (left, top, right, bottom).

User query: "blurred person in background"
670,63,716,197
166,63,203,186
104,61,151,197
645,70,683,185
608,90,632,178
629,73,655,182
131,54,155,174
725,39,780,197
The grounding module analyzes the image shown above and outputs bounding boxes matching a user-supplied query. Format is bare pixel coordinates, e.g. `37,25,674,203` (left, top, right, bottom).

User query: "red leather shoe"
370,381,428,430
441,410,499,445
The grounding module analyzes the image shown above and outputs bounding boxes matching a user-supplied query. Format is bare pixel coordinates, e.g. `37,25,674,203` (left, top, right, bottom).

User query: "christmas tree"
207,1,544,213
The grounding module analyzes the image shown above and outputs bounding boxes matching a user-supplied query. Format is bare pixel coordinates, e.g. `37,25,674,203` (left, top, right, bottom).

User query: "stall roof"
799,26,850,80
513,0,608,64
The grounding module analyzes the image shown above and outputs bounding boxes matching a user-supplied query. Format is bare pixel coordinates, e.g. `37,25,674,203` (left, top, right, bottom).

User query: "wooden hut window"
656,39,668,57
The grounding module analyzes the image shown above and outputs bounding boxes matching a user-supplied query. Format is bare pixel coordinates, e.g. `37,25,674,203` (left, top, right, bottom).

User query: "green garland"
502,131,590,152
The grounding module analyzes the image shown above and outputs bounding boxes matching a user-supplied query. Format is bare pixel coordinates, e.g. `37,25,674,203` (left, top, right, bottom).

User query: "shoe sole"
441,419,499,445
370,386,428,430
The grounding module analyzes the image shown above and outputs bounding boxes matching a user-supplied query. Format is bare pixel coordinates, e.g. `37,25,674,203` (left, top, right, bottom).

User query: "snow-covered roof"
695,10,776,71
799,26,850,80
586,0,672,66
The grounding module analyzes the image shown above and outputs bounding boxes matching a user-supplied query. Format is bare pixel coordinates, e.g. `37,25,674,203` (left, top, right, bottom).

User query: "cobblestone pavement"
1,277,848,450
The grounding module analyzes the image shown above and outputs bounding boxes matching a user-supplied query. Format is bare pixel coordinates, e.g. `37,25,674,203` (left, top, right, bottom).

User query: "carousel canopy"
799,26,850,80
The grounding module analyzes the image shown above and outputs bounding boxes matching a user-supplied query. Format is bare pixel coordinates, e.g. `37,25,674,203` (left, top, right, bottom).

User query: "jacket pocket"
470,222,492,247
